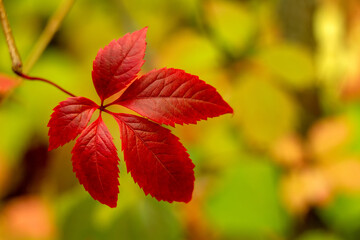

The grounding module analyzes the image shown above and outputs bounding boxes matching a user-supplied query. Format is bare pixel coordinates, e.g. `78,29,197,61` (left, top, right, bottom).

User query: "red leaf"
0,74,19,97
47,28,235,206
48,97,99,150
71,116,120,207
112,113,195,203
115,68,233,126
92,27,147,101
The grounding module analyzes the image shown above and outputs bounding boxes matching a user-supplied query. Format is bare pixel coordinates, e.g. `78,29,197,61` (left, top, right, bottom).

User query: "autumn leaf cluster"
47,27,233,207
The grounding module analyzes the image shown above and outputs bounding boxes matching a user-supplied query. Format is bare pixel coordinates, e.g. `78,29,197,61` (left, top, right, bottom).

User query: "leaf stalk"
15,72,75,97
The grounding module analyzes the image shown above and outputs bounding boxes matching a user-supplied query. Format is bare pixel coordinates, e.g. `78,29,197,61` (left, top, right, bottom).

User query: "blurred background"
1,0,360,239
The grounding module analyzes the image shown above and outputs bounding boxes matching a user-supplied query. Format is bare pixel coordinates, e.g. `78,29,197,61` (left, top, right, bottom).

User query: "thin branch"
23,0,75,73
15,72,75,97
0,0,22,73
0,0,76,97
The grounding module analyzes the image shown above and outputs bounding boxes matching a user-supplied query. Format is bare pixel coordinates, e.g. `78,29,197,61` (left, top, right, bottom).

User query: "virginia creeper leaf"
92,27,147,101
112,113,195,202
115,68,233,126
48,28,234,207
72,116,120,208
48,97,98,150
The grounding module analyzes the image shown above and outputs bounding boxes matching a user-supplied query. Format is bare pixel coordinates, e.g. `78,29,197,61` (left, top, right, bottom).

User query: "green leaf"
205,157,290,238
296,230,343,240
256,44,315,89
158,29,221,75
104,199,183,240
206,0,257,55
235,74,298,147
320,193,360,236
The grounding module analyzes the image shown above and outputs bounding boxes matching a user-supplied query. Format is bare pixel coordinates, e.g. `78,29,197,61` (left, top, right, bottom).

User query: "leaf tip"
140,26,148,33
227,105,234,115
102,198,118,208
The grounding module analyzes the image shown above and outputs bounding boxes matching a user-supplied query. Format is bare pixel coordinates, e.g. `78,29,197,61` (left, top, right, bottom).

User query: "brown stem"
15,72,75,97
0,0,22,73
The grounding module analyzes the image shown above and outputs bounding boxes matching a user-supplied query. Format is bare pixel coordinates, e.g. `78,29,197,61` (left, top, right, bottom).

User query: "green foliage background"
1,0,360,239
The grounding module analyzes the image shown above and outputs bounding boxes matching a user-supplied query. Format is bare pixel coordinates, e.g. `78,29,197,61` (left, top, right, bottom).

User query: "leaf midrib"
119,117,179,184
